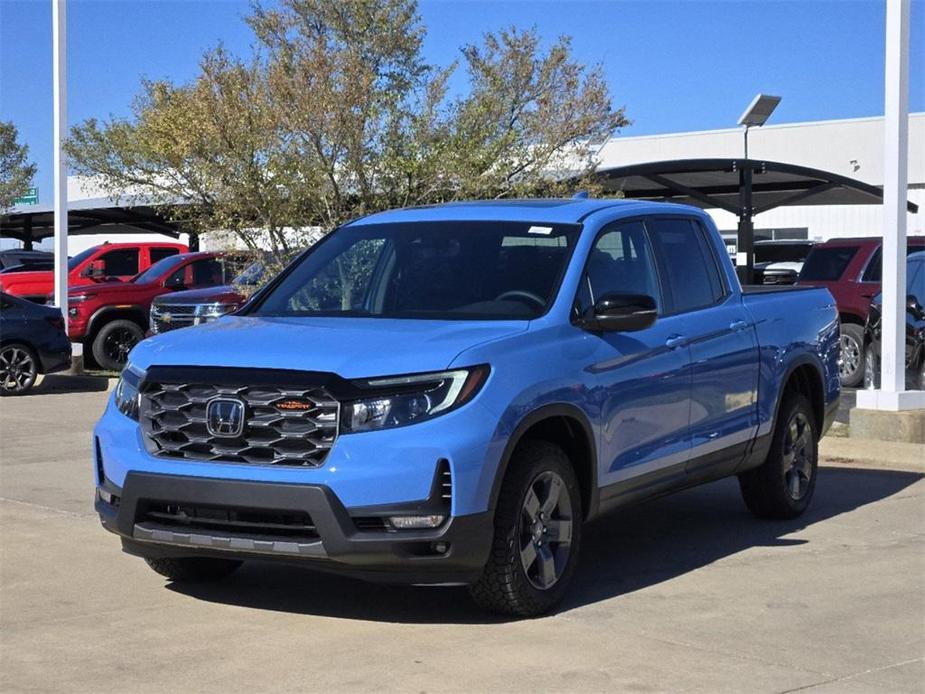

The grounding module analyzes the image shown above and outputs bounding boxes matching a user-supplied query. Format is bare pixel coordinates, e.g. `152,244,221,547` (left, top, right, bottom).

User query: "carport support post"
23,217,32,251
52,0,68,331
736,165,754,286
856,0,925,412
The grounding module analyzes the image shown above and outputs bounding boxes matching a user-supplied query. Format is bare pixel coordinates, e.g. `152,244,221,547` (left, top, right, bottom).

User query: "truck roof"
349,198,700,226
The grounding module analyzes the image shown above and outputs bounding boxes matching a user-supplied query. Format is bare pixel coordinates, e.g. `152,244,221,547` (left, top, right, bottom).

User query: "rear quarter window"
799,246,859,282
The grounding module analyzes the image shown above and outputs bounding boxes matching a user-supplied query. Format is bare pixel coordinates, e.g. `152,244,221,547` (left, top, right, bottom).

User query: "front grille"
140,381,339,467
141,502,318,540
150,304,197,334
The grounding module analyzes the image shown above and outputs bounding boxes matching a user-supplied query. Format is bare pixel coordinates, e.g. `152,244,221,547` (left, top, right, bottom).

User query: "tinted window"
908,261,924,299
647,218,724,314
167,258,225,289
861,245,925,283
577,221,660,314
149,247,180,264
252,222,581,320
800,246,858,281
100,249,139,276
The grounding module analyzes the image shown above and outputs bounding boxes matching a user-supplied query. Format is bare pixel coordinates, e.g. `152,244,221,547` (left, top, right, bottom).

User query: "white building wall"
597,113,925,240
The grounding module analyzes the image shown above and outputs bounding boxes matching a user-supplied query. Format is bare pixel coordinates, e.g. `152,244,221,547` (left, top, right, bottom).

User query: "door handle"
730,320,750,332
665,334,686,349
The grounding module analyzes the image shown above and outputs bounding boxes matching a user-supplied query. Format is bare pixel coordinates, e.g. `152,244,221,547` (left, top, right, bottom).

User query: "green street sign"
15,187,38,205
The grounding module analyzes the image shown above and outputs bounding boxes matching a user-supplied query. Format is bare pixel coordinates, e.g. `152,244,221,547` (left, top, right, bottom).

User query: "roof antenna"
572,191,590,200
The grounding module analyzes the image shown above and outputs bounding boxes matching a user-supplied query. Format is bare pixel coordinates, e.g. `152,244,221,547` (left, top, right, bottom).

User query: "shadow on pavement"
167,466,922,624
29,374,112,395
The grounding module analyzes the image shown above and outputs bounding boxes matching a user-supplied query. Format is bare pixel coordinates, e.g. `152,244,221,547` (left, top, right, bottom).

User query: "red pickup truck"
797,235,925,387
0,241,187,303
67,251,242,370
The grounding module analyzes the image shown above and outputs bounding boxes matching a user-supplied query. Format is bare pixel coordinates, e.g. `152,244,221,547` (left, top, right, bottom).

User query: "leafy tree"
0,121,37,212
66,0,629,256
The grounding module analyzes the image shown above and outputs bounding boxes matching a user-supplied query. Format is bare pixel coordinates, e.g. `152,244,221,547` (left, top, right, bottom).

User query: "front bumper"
96,471,493,585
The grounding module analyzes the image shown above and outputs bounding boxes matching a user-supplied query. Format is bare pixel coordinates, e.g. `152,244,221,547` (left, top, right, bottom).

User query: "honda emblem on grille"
206,398,246,437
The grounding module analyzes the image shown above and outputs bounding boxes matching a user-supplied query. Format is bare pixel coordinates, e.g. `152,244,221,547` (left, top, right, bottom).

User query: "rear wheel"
144,557,242,582
838,323,865,387
0,343,38,395
469,441,582,617
739,392,818,519
92,319,144,371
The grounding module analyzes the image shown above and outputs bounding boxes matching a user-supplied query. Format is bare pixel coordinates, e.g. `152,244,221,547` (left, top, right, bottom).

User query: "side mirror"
580,293,658,332
81,260,105,279
164,275,185,291
908,294,924,318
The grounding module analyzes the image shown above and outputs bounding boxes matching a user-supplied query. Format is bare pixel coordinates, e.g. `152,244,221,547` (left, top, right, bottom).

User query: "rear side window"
100,249,139,276
800,246,858,281
149,247,180,264
647,217,725,314
862,245,925,283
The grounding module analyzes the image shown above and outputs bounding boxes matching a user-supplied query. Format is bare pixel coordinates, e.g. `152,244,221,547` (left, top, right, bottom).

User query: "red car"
67,252,241,370
797,235,925,387
0,241,187,303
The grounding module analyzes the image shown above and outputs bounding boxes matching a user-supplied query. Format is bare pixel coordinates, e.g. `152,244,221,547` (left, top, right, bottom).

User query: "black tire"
739,392,818,519
144,557,242,582
839,323,865,388
0,342,38,395
92,319,144,371
469,440,582,617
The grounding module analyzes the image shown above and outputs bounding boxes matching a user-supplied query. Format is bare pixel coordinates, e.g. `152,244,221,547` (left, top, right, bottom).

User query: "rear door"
645,216,759,475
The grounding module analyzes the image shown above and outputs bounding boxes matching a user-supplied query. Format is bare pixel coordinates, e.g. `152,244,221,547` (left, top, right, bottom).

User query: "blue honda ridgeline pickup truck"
94,198,840,616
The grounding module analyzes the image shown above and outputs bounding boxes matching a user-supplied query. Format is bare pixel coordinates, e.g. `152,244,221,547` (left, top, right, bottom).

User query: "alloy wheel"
0,346,36,393
839,334,861,381
783,412,814,500
104,328,139,366
519,470,573,590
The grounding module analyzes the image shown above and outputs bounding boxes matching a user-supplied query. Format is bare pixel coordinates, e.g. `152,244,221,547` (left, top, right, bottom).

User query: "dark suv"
797,236,925,387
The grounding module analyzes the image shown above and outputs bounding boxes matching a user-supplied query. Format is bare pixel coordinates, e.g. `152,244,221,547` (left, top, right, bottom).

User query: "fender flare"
771,353,827,434
487,402,599,520
87,305,148,338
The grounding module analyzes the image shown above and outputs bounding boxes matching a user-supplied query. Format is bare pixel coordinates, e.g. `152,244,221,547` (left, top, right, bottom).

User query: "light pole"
737,94,781,159
734,94,781,283
52,0,68,333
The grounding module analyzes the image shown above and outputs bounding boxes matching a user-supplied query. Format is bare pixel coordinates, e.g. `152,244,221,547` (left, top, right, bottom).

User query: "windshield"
251,221,581,320
132,254,188,284
67,247,98,271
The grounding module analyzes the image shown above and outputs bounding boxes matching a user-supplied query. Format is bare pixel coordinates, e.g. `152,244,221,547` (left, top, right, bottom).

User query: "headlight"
342,365,490,433
194,302,238,324
114,366,144,420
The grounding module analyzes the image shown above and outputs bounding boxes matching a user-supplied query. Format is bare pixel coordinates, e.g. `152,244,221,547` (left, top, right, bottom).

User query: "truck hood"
129,315,528,378
154,284,244,305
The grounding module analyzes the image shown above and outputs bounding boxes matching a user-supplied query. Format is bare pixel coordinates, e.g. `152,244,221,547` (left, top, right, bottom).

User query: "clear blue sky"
2,0,923,204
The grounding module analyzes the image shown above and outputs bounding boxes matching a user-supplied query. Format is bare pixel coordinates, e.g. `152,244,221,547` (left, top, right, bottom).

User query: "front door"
577,220,693,493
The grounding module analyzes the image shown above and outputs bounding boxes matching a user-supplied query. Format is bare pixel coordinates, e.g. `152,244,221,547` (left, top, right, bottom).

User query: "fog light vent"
388,514,445,530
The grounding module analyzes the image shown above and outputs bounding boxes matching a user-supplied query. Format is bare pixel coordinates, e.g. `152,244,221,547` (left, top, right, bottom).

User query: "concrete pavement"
1,385,923,693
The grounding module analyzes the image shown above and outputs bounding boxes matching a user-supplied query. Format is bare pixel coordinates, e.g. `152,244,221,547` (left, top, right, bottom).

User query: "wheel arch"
776,357,826,435
489,404,599,521
87,306,148,339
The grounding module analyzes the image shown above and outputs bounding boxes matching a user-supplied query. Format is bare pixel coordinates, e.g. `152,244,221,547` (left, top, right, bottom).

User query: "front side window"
647,217,725,314
800,246,859,282
252,221,581,320
100,249,139,276
167,258,225,289
576,221,661,315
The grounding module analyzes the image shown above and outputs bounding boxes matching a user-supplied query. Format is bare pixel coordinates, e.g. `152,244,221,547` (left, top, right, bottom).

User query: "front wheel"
469,441,582,617
92,319,144,371
739,392,818,519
